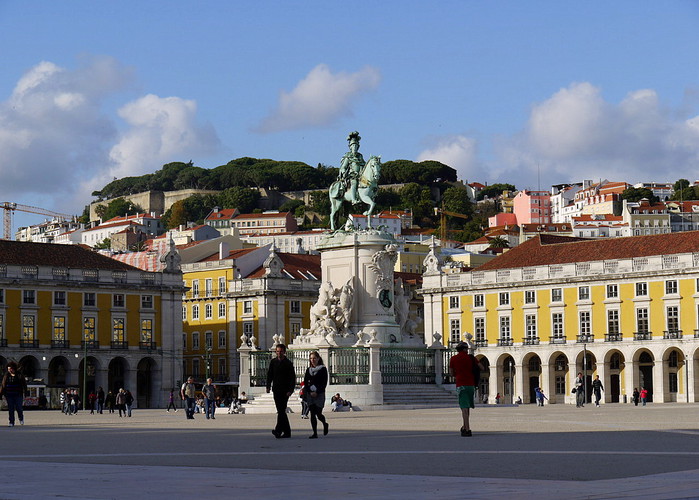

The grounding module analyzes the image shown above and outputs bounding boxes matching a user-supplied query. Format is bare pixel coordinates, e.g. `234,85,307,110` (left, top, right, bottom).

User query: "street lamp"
203,347,212,380
508,358,514,404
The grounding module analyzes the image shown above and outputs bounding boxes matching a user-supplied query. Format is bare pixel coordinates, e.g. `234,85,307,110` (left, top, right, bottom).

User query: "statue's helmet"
347,131,361,145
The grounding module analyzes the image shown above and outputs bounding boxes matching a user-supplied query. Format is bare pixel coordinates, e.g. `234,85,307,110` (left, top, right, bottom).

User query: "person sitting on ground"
229,391,249,414
330,393,353,412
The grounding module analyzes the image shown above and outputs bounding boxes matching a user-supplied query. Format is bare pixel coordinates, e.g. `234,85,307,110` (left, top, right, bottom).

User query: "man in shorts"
449,341,485,437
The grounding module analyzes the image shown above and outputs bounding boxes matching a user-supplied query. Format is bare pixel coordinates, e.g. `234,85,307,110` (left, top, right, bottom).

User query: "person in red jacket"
640,387,649,406
449,341,485,437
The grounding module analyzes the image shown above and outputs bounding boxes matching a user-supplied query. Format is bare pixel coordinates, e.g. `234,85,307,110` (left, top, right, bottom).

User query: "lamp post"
582,335,589,405
508,358,514,404
203,347,212,380
82,327,88,409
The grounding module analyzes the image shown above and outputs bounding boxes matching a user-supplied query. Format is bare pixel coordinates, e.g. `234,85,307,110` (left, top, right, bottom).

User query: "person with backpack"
449,341,485,437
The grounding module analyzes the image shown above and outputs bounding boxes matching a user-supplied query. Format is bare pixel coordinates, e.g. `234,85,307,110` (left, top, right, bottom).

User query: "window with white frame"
53,316,66,342
607,310,619,335
243,322,253,338
182,333,187,350
499,316,511,339
83,316,96,341
192,332,200,350
666,306,679,332
54,291,67,306
141,319,153,344
474,317,485,342
290,300,301,314
205,279,213,297
450,319,461,344
218,357,227,378
192,305,200,320
606,284,618,298
205,331,213,348
205,303,213,319
243,300,252,314
218,331,226,348
23,290,36,305
637,308,649,333
0,288,4,303
473,294,484,308
0,314,5,341
552,313,564,339
218,302,226,318
192,280,199,297
580,311,591,336
113,294,125,308
524,290,536,304
291,322,301,336
636,282,648,297
578,286,590,300
141,295,153,309
112,318,125,342
23,315,35,341
219,277,226,294
499,292,510,306
182,306,187,321
551,288,563,302
84,292,96,307
525,314,537,339
449,296,460,309
192,359,200,377
665,280,678,295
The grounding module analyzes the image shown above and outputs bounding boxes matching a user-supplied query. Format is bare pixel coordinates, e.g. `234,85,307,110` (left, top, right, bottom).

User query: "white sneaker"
19,420,23,425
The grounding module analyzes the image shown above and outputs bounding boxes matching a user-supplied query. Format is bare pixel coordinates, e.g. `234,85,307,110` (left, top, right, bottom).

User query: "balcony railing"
474,339,488,347
139,341,156,350
605,333,622,342
523,337,540,345
20,339,39,348
549,336,567,344
634,332,652,341
576,335,594,343
81,340,99,349
663,330,683,340
111,340,129,349
51,340,68,348
497,338,513,347
694,329,699,339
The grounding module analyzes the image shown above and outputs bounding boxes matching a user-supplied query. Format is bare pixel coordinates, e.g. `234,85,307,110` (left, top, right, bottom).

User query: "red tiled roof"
83,221,137,233
205,209,238,221
0,240,139,270
477,232,699,271
103,213,159,223
247,252,321,279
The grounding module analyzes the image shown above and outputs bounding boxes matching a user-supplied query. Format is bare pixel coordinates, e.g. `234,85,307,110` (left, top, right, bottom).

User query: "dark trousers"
185,397,196,418
205,398,216,419
6,394,24,424
273,391,291,436
166,400,177,411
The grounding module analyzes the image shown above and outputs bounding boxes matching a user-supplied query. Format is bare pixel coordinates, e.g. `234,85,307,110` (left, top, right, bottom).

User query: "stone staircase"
382,384,457,407
238,392,303,415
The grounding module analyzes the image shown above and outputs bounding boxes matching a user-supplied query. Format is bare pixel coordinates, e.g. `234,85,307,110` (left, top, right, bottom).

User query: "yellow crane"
1,202,76,240
434,202,470,243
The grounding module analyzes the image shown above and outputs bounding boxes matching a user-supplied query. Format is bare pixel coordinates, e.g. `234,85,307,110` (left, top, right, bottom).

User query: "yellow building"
420,232,699,405
182,244,320,382
0,240,183,407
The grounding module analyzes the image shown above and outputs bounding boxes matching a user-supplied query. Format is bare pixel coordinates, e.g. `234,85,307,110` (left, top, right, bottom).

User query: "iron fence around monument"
442,348,457,384
287,349,314,385
328,348,370,384
249,351,273,387
380,348,435,384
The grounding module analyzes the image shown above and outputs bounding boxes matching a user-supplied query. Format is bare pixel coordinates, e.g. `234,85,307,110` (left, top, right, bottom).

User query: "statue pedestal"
319,229,401,345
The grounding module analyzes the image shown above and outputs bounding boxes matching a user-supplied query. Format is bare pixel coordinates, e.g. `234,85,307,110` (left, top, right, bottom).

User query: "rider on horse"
338,131,365,205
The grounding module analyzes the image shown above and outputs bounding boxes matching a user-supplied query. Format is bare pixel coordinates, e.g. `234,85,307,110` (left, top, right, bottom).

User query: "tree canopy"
621,187,659,204
477,183,516,201
95,198,144,221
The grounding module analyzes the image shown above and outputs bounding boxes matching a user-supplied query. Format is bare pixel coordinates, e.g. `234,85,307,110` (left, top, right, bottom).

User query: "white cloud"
108,94,219,179
0,57,220,216
256,64,381,133
494,82,699,188
417,135,481,181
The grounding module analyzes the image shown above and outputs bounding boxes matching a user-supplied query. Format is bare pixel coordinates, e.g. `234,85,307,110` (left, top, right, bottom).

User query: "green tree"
220,186,260,213
488,236,510,249
477,183,516,201
98,198,143,221
399,183,434,222
279,199,305,214
674,179,690,192
94,238,111,250
309,190,331,215
621,187,658,204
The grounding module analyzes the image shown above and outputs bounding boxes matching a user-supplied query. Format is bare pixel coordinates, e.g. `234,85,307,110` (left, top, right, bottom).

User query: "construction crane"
434,202,471,243
1,202,76,240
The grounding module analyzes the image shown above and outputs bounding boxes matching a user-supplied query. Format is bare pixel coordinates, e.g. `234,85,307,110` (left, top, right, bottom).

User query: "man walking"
449,341,484,437
266,344,296,438
575,372,585,408
180,376,197,420
592,375,604,407
202,378,216,420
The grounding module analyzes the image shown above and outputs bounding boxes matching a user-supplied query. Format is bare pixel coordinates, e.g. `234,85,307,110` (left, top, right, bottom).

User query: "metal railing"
663,330,682,340
523,337,540,345
497,338,513,346
441,348,458,384
111,341,129,349
139,341,157,350
20,339,39,348
51,340,68,348
634,332,652,341
329,348,369,385
605,333,622,342
250,351,273,387
380,348,435,384
549,336,567,344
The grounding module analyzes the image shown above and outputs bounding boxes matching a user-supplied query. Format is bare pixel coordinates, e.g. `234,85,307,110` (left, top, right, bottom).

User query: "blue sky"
1,2,699,232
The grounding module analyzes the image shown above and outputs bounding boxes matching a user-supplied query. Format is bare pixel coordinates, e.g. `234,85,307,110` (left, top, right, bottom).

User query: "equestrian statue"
328,131,381,231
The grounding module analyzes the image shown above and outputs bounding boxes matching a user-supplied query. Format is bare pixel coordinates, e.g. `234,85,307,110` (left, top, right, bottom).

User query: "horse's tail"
329,181,342,199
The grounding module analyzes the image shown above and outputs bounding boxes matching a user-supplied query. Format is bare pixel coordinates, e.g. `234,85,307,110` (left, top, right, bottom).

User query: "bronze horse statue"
328,155,381,231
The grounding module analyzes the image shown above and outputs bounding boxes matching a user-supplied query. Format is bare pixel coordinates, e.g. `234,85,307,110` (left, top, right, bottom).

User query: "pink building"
513,190,551,224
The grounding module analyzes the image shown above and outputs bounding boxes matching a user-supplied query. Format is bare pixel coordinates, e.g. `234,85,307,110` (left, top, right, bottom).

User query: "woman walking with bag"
303,351,329,439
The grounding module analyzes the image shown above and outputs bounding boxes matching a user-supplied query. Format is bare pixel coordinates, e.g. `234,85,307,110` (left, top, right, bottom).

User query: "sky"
1,2,699,232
